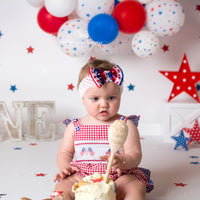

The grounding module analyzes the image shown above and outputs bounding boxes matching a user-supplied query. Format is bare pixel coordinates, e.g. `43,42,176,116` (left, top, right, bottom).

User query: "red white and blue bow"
88,65,124,88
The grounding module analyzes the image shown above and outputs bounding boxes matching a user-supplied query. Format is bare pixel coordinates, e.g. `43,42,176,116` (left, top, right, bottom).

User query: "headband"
79,65,124,98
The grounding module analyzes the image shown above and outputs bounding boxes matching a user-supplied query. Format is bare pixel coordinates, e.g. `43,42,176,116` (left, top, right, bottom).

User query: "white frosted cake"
72,172,116,200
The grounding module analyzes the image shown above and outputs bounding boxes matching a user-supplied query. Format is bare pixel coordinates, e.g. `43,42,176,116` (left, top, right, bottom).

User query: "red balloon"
37,6,69,34
112,0,146,34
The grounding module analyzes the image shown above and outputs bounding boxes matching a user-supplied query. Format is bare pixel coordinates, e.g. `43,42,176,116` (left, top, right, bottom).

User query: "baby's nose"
100,99,108,107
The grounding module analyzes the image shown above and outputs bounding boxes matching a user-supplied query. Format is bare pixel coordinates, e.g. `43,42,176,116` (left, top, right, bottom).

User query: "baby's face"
82,82,121,122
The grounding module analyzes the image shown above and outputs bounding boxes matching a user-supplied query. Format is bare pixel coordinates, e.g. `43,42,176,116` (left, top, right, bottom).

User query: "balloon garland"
27,0,185,58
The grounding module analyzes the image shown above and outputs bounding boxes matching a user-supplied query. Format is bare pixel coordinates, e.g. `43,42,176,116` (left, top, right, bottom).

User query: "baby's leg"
53,174,83,200
115,174,146,200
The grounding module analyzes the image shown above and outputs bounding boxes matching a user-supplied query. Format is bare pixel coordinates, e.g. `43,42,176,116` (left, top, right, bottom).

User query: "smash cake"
72,172,116,200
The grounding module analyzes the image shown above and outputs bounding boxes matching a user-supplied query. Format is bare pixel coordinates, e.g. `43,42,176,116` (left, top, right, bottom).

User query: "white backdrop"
0,0,200,136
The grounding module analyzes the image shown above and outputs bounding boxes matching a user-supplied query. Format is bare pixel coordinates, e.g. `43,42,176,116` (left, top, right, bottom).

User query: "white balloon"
27,0,44,7
146,0,185,37
76,0,114,20
95,32,132,55
131,30,159,58
45,0,76,17
57,19,94,57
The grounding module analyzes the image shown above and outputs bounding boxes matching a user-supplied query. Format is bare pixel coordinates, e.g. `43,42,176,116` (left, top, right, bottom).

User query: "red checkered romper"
65,115,153,193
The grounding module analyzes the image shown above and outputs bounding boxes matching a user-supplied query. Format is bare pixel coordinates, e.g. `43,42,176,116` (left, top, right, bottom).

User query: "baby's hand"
99,155,125,177
53,166,79,182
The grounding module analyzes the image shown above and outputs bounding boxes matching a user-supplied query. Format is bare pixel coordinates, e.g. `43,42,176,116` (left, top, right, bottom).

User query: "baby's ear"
82,96,86,105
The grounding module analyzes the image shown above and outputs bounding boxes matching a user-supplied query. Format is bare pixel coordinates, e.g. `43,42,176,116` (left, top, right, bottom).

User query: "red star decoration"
183,119,200,144
174,183,187,187
159,54,200,102
161,44,169,52
36,173,47,177
68,83,75,91
196,5,200,11
89,56,96,61
27,46,34,53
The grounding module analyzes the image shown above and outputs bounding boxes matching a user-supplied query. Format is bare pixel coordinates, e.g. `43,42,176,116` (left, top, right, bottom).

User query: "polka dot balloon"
131,30,159,58
95,32,132,55
57,19,94,57
146,0,185,37
76,0,115,20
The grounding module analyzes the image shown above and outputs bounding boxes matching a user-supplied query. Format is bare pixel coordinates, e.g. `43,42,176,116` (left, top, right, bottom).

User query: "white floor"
0,136,200,200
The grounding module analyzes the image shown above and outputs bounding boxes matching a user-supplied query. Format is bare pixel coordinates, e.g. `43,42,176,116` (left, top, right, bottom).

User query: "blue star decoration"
10,85,17,92
127,83,135,91
0,30,3,38
171,130,191,151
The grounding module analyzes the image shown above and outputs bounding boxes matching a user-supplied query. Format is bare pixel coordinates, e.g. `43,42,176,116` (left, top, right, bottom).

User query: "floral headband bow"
79,65,124,98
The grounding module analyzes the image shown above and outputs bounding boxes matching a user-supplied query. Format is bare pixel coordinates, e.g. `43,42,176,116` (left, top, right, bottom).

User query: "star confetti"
29,143,37,146
189,156,199,159
10,85,17,92
36,173,47,177
68,83,75,91
174,183,187,187
27,46,34,53
160,54,200,102
190,161,200,165
196,5,200,12
127,84,135,91
13,147,22,150
183,119,200,144
171,130,191,150
161,44,169,52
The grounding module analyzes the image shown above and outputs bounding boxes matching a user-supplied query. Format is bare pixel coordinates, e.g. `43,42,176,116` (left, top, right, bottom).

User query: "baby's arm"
55,122,77,180
117,119,142,169
100,119,142,171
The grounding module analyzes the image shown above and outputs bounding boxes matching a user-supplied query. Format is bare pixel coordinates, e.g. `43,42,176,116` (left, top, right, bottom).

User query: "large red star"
159,54,200,102
183,119,200,144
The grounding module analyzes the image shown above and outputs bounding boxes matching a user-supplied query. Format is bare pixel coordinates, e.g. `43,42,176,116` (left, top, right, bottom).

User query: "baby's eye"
108,96,116,100
92,97,99,101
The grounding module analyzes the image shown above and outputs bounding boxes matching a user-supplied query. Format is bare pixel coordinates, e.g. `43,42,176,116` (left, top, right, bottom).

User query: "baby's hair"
77,59,116,89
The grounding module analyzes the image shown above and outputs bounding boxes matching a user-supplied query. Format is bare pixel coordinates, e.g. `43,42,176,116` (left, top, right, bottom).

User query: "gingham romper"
64,115,154,193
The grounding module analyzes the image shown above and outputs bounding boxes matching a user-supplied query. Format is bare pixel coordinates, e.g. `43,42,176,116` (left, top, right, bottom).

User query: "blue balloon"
88,14,119,45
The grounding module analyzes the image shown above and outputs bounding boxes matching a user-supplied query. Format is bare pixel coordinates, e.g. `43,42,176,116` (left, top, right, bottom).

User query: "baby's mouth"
100,110,108,115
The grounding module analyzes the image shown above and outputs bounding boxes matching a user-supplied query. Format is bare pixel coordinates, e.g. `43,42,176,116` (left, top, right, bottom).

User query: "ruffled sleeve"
124,115,140,127
63,118,71,127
